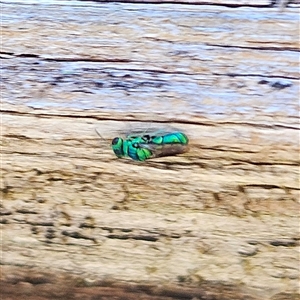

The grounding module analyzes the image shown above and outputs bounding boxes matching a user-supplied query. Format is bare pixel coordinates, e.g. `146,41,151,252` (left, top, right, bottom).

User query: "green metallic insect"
110,131,189,161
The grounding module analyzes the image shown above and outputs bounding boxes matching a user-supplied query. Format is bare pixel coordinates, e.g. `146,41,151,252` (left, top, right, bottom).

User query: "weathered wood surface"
1,1,300,299
77,0,300,8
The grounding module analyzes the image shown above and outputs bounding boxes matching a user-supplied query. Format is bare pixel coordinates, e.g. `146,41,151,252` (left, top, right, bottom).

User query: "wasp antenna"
95,128,105,141
144,121,153,135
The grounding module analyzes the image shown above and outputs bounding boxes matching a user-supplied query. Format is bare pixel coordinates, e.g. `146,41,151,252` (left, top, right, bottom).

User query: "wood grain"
1,1,299,299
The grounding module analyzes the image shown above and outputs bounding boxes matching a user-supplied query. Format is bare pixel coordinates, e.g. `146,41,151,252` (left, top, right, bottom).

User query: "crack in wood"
2,110,299,129
243,184,300,190
107,234,159,242
269,239,298,247
206,43,300,53
213,72,299,81
61,230,96,242
75,0,292,9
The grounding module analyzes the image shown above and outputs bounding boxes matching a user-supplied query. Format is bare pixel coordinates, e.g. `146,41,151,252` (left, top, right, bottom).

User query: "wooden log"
1,1,299,300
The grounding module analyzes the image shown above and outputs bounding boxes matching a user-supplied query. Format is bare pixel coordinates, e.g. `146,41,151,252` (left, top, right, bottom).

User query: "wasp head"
111,137,125,158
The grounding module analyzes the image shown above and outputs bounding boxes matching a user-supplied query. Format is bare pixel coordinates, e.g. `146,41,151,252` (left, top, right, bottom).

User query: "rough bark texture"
1,1,299,299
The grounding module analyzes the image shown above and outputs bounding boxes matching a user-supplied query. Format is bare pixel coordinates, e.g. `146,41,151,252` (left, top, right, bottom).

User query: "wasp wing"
138,142,188,158
125,125,182,140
